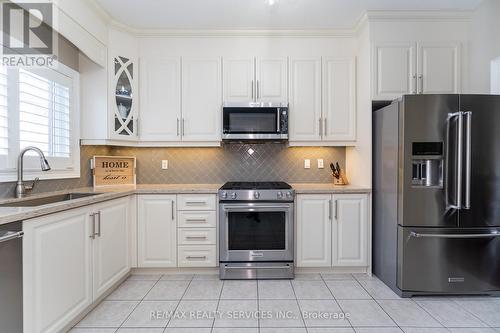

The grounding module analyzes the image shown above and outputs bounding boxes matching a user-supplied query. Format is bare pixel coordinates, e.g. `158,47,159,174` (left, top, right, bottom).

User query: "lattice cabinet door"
110,54,138,140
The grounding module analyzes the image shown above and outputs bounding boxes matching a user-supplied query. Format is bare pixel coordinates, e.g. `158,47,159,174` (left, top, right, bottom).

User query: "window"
0,62,80,181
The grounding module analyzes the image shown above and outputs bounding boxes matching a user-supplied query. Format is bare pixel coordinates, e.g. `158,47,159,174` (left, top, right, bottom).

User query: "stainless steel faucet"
16,146,51,198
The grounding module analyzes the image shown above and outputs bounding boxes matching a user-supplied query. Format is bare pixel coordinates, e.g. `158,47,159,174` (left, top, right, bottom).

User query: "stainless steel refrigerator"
373,94,500,297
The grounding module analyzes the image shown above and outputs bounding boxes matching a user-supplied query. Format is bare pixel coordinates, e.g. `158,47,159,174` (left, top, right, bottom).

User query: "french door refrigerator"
373,94,500,297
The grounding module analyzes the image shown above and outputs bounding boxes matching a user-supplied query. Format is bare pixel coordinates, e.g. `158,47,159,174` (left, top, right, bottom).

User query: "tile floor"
71,273,500,333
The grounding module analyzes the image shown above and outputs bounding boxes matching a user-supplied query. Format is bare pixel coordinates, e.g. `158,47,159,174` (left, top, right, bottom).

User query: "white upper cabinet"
223,58,255,102
110,53,139,140
372,42,417,100
256,57,288,102
332,194,368,266
182,57,222,142
223,57,288,103
137,195,177,267
289,57,322,141
323,57,357,142
296,194,332,267
92,198,130,299
140,57,181,141
418,42,460,94
372,41,461,100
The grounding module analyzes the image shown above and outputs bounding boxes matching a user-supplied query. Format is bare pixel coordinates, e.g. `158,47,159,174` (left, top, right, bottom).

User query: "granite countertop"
0,183,370,225
291,183,372,194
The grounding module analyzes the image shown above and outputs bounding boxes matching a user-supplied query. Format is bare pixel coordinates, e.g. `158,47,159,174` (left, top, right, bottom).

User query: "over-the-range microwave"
222,102,288,141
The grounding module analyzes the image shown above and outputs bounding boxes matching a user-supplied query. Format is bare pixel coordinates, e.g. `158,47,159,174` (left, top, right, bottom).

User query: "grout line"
117,274,165,330
448,297,495,328
290,279,308,330
354,275,402,331
256,279,261,333
162,275,194,332
321,273,355,331
210,279,225,332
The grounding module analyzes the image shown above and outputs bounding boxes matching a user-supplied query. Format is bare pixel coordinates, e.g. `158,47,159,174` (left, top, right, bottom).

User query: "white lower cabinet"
296,193,369,268
137,195,177,267
23,198,130,333
92,198,130,299
296,194,332,267
332,194,368,266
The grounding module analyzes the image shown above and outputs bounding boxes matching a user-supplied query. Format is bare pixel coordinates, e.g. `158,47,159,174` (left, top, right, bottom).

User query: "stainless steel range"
219,182,294,279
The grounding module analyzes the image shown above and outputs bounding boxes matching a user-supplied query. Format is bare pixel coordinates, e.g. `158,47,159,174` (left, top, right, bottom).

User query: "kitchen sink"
0,192,104,207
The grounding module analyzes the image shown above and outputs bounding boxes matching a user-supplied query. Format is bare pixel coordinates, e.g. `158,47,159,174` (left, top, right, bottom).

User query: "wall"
112,144,345,184
0,144,344,198
468,0,500,93
346,22,371,187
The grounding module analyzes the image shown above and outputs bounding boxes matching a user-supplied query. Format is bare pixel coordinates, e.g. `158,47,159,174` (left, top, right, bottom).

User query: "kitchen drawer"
177,194,216,211
177,228,216,245
178,245,217,267
178,211,216,228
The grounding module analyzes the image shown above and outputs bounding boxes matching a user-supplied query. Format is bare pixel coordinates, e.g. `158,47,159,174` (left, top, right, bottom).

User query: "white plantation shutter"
0,63,79,180
19,69,71,158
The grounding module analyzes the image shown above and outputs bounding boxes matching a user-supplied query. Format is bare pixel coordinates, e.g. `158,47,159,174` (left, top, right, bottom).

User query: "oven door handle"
223,264,291,270
223,205,292,210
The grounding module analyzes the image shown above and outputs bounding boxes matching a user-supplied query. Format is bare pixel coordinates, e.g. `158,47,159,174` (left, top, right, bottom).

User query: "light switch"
317,159,324,169
304,159,311,169
161,160,168,169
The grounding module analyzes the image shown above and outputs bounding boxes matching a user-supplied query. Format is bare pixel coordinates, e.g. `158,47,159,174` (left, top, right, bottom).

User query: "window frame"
0,61,80,182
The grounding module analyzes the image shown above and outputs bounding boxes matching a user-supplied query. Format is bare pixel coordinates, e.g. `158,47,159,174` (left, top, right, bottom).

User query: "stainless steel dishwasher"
0,221,23,333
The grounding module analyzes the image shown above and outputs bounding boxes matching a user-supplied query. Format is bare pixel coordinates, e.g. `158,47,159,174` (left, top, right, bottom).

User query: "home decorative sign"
92,156,136,188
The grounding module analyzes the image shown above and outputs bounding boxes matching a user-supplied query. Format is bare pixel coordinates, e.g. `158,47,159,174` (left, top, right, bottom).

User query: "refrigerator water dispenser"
411,142,443,188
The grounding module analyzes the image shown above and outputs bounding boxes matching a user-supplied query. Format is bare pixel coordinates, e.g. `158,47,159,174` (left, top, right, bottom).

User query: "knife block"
333,170,349,185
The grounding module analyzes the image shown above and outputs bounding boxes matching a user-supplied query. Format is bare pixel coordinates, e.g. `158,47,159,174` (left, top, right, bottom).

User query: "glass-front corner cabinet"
110,54,138,139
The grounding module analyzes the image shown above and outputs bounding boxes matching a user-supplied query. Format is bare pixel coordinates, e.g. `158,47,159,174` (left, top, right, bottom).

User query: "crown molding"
86,1,472,39
365,10,473,22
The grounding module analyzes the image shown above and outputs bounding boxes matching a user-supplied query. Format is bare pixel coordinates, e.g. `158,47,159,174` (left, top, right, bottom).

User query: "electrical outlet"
304,159,311,169
161,160,168,169
317,159,324,169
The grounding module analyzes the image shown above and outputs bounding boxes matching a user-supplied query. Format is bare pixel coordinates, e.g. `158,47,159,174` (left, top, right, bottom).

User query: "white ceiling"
94,0,482,30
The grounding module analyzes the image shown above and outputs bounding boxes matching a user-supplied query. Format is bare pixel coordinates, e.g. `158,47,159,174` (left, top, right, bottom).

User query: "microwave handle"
277,108,280,132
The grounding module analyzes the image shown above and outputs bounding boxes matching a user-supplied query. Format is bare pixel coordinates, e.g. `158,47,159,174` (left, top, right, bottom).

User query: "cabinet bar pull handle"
186,236,207,240
182,118,185,136
185,218,207,222
171,202,175,220
177,118,180,136
251,80,254,100
328,200,332,220
186,201,207,205
334,200,338,219
96,211,101,237
319,118,323,137
412,74,417,94
257,80,260,99
89,213,96,239
186,255,207,259
418,74,423,94
324,118,327,136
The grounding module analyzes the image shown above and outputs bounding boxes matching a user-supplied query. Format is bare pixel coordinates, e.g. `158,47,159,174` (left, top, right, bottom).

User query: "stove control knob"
286,191,292,199
277,191,283,199
231,192,237,200
220,191,227,199
254,191,260,199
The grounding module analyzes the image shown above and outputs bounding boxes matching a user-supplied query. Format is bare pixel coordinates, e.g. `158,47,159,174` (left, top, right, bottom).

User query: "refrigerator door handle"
410,231,500,239
464,111,472,209
446,112,463,209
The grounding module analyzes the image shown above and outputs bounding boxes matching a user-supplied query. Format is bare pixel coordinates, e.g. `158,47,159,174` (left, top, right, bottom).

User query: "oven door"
222,106,285,140
219,202,294,262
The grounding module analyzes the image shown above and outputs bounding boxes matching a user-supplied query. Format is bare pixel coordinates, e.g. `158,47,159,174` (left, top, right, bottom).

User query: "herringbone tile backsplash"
0,144,345,198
